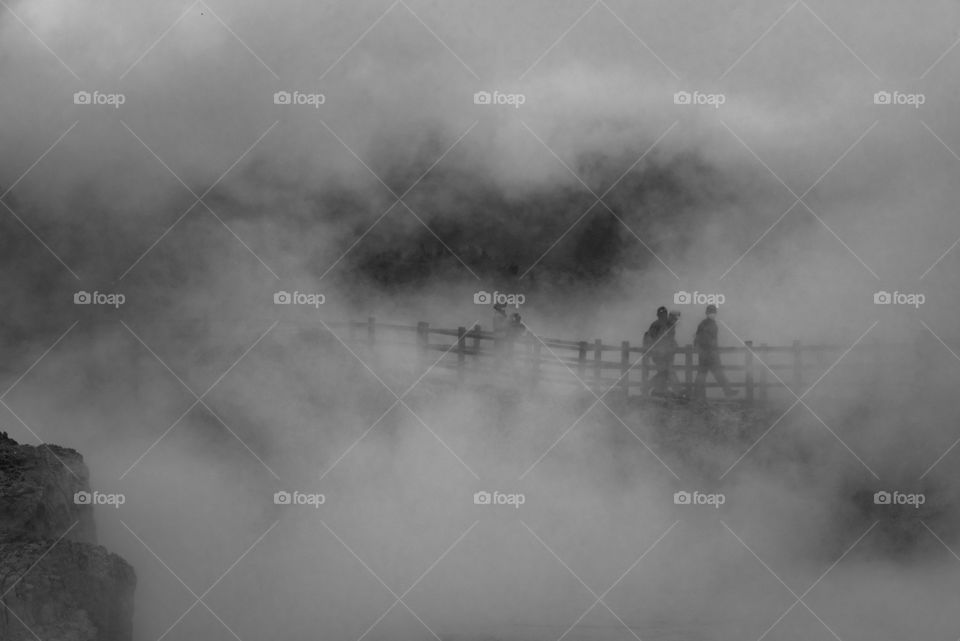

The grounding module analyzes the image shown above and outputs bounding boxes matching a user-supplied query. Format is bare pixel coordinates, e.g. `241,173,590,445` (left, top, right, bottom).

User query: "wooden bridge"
329,317,893,405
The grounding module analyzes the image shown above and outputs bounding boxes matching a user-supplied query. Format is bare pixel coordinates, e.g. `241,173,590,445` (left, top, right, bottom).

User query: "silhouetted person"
666,311,681,343
507,312,526,340
643,306,668,350
694,304,737,399
645,306,671,395
662,310,682,394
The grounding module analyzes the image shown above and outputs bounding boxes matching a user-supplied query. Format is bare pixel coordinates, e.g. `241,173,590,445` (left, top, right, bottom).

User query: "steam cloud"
2,0,960,639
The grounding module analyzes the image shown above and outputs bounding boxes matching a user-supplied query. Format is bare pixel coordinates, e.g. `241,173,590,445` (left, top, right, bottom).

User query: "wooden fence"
328,317,881,404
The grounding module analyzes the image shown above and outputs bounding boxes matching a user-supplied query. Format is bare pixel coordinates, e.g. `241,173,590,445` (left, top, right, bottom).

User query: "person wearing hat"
644,306,671,395
644,306,669,346
693,304,737,399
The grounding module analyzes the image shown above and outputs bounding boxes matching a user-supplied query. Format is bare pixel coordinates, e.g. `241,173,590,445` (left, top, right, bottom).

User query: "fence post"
744,340,754,404
578,341,587,380
684,346,694,396
621,341,630,398
792,339,802,391
367,316,376,346
457,326,467,381
759,343,768,404
593,339,602,386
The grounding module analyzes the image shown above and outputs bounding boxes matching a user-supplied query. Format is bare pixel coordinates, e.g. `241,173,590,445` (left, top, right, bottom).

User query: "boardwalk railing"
329,317,886,404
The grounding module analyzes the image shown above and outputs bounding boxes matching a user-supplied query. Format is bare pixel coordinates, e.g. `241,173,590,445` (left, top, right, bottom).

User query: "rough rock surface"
0,432,135,641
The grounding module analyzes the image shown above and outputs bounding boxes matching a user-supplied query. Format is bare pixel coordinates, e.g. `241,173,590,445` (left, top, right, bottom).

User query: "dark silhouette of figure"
493,303,526,358
661,310,682,394
507,312,525,340
644,306,672,396
694,304,737,399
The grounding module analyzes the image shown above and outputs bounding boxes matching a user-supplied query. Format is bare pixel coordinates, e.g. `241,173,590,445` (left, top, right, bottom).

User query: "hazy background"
2,0,960,639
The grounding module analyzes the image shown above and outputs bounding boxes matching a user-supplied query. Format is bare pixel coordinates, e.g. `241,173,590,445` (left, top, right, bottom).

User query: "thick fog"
2,1,960,639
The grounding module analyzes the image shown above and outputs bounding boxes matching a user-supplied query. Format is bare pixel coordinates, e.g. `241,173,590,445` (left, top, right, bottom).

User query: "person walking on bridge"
693,304,737,399
644,306,672,396
507,312,526,340
644,306,669,346
505,311,527,356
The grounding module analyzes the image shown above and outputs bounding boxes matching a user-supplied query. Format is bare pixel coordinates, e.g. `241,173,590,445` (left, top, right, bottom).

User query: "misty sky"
3,0,959,341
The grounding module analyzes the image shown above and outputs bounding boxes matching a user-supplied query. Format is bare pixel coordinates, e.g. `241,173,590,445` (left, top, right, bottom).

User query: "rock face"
0,433,135,641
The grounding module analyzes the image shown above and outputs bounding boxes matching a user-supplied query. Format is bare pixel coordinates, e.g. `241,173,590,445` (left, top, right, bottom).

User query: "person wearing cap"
644,306,672,395
644,306,669,347
693,304,737,399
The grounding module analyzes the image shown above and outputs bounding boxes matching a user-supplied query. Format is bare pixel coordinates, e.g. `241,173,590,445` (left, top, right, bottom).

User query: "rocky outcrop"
0,433,135,641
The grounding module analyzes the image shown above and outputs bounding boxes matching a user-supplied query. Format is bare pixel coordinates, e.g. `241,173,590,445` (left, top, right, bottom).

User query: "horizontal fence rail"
327,317,894,404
